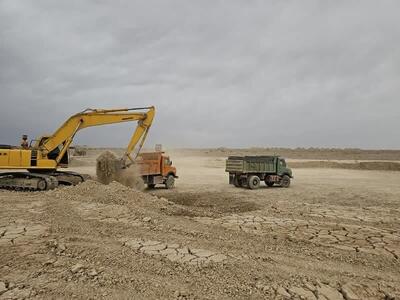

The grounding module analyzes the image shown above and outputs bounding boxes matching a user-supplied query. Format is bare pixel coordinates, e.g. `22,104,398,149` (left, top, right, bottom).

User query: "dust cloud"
96,151,145,191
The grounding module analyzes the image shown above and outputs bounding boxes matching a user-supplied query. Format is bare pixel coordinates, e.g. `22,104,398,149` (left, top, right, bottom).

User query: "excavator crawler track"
0,171,88,191
0,172,58,191
50,171,86,186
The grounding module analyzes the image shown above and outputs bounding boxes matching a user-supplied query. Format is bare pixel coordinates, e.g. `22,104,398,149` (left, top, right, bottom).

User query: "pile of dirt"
96,151,144,190
289,160,400,171
47,180,170,208
359,161,400,171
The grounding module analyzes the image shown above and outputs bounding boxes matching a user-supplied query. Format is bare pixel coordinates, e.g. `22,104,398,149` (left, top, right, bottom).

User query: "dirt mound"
359,161,400,171
289,160,400,171
47,180,168,209
96,151,144,190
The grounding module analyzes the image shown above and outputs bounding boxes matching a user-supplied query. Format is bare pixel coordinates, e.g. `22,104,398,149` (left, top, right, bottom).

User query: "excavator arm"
39,106,155,167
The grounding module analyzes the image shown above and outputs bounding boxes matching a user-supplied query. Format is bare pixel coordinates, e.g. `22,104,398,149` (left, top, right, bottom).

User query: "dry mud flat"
0,156,400,299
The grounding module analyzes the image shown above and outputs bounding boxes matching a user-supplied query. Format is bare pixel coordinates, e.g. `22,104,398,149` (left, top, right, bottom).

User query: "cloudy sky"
1,1,399,149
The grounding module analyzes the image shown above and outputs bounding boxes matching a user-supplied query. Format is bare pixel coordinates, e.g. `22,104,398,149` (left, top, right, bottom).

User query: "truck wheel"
147,184,156,189
165,175,175,189
264,175,274,187
279,175,291,188
247,176,260,190
233,175,241,187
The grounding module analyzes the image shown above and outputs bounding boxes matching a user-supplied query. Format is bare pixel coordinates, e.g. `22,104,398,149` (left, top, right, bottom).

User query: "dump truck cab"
161,155,176,178
226,155,293,189
277,158,292,178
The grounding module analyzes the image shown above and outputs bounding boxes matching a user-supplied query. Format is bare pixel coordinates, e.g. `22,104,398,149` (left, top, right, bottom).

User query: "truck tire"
247,176,260,190
165,175,175,189
279,175,291,188
233,175,241,187
147,184,156,189
264,175,274,187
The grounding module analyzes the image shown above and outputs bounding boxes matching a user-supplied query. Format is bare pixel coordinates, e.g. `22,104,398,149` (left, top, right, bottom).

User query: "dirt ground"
1,150,400,299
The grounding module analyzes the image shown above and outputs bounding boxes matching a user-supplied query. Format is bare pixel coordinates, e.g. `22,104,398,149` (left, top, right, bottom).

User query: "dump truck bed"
136,152,162,176
226,156,278,173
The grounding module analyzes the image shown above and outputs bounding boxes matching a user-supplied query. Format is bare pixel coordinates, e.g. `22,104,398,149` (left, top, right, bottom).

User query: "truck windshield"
280,159,286,167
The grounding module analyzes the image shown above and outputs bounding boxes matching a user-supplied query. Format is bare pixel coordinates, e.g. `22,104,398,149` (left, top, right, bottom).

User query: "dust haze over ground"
96,151,145,191
1,148,400,299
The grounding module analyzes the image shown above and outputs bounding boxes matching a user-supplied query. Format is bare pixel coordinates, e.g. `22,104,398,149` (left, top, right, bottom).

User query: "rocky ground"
0,152,399,299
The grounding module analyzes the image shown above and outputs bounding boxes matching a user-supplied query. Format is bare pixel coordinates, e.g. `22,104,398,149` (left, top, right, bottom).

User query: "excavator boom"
39,106,155,166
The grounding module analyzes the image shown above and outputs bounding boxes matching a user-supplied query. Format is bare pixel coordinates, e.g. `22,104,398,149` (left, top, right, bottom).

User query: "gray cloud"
1,0,399,149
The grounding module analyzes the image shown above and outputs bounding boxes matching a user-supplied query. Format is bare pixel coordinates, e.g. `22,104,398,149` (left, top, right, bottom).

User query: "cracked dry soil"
0,154,400,299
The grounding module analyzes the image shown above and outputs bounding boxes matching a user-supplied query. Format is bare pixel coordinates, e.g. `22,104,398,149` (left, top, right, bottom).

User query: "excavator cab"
47,143,69,166
28,136,69,167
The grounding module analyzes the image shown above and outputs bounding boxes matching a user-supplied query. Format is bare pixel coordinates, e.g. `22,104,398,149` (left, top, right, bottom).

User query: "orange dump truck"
136,152,178,189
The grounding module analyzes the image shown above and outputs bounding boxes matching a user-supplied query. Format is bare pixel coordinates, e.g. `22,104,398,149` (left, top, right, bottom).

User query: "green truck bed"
226,156,278,173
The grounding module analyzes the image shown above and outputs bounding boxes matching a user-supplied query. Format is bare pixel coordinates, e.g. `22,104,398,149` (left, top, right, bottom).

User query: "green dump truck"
226,156,293,189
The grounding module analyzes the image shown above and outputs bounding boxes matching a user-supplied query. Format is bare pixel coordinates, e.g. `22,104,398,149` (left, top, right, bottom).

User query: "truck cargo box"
226,156,278,173
136,152,162,176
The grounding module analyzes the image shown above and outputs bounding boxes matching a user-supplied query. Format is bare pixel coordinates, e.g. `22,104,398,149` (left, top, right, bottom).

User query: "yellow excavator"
0,106,155,191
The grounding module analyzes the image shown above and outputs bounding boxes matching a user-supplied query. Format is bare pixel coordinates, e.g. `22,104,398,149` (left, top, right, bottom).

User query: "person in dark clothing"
21,135,29,149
